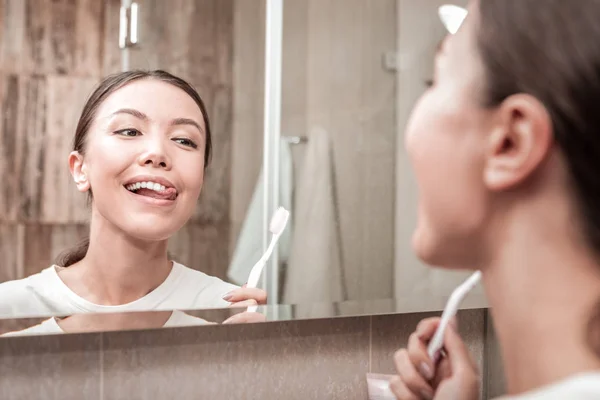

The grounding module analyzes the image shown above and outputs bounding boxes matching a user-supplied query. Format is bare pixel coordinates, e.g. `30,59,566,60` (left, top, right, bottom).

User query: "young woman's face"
404,6,495,268
70,79,207,241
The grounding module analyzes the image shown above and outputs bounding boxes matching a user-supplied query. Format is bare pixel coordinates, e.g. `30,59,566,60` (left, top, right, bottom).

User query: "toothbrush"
427,270,482,364
245,206,290,312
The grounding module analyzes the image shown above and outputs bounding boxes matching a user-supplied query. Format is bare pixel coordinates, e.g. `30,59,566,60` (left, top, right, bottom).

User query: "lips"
123,176,178,201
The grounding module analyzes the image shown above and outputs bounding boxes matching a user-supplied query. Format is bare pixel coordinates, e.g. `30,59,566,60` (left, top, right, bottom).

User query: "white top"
2,310,213,337
0,261,238,318
497,373,600,399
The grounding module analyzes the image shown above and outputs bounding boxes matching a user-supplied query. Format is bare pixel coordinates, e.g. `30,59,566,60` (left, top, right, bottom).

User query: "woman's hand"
390,317,480,400
223,311,267,324
221,285,268,324
223,285,268,308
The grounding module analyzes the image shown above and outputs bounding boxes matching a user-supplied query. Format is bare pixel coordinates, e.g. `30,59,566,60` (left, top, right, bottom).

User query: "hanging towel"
227,140,293,286
283,127,346,305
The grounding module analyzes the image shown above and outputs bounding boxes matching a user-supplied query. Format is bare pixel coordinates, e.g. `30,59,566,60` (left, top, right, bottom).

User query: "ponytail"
54,237,90,267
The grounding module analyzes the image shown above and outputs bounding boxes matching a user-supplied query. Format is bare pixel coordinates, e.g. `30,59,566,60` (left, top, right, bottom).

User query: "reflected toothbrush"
246,206,290,312
427,270,482,364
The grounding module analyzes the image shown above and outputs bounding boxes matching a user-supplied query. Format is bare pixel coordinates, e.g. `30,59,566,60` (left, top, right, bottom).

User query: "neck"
65,210,172,305
483,203,600,395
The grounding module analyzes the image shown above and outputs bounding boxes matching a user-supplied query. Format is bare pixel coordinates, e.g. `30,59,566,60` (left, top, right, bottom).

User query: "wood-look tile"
0,74,47,221
4,0,106,76
102,317,370,400
124,0,234,224
0,332,102,400
168,221,230,280
192,83,232,224
370,309,486,398
0,74,20,220
0,0,26,73
42,75,97,223
0,223,22,282
23,223,88,277
0,74,93,223
128,0,229,87
17,74,47,220
101,0,122,75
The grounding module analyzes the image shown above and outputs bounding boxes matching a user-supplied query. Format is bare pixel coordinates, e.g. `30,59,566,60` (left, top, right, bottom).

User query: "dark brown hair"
475,0,600,356
55,70,212,268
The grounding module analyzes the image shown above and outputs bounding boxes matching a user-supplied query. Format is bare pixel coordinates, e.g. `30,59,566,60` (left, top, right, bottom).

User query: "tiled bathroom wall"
0,308,505,399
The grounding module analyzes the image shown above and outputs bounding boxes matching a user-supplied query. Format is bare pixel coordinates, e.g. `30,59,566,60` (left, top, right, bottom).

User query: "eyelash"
173,138,198,149
114,129,199,149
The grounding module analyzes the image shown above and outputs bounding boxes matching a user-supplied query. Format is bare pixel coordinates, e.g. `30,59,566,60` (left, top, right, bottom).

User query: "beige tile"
102,317,370,400
0,332,102,399
371,310,486,397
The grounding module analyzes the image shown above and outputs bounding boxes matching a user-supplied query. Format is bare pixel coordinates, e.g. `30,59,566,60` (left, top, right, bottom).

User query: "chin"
411,227,468,270
120,220,183,242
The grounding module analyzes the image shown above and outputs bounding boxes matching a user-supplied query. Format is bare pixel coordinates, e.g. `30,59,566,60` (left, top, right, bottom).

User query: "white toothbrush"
245,206,290,312
427,270,482,364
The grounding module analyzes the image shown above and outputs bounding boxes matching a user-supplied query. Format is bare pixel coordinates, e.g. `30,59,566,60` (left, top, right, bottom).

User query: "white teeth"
125,181,170,193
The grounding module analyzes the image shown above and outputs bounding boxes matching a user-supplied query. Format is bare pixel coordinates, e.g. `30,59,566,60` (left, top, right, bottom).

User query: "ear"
69,151,90,192
483,94,553,191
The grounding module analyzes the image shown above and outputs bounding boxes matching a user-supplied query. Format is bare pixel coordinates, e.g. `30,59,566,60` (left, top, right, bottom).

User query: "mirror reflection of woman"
391,1,600,399
0,70,265,331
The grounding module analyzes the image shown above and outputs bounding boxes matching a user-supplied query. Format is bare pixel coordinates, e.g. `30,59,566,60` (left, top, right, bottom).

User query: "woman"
391,1,600,399
0,70,264,327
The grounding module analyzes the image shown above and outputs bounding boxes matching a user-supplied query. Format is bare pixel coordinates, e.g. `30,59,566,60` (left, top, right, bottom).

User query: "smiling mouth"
125,181,178,201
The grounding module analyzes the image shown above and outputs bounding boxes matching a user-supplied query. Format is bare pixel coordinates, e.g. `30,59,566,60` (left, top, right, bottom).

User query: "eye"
172,138,198,149
424,79,434,88
115,128,141,137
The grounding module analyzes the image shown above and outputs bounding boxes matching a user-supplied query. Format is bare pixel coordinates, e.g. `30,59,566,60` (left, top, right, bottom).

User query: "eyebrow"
111,108,204,134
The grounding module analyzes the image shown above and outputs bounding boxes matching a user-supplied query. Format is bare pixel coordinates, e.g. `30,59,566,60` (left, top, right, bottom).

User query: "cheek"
86,138,133,186
405,93,488,243
179,156,205,196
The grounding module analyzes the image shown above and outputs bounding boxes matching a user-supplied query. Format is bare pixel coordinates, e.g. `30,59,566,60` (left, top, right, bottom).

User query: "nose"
138,138,172,170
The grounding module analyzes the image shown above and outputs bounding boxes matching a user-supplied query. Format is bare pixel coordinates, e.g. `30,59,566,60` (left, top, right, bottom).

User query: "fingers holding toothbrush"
390,317,479,400
223,310,267,324
222,285,267,306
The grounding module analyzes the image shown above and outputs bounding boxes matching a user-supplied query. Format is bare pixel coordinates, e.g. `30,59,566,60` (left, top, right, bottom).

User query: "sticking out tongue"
135,187,177,201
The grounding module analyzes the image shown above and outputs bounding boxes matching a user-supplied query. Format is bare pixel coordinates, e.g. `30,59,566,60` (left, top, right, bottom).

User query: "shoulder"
174,262,238,290
0,266,68,318
171,262,239,308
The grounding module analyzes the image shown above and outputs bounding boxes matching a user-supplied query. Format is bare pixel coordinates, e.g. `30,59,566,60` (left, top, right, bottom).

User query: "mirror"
0,0,479,338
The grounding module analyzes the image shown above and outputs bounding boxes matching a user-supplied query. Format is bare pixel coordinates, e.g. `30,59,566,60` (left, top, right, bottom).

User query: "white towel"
283,127,345,304
227,140,293,285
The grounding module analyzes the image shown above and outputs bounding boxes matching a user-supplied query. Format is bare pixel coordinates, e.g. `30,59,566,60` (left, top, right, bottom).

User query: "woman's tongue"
135,187,177,201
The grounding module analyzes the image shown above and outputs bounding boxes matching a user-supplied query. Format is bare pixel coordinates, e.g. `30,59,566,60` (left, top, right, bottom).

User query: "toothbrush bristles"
269,207,290,235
